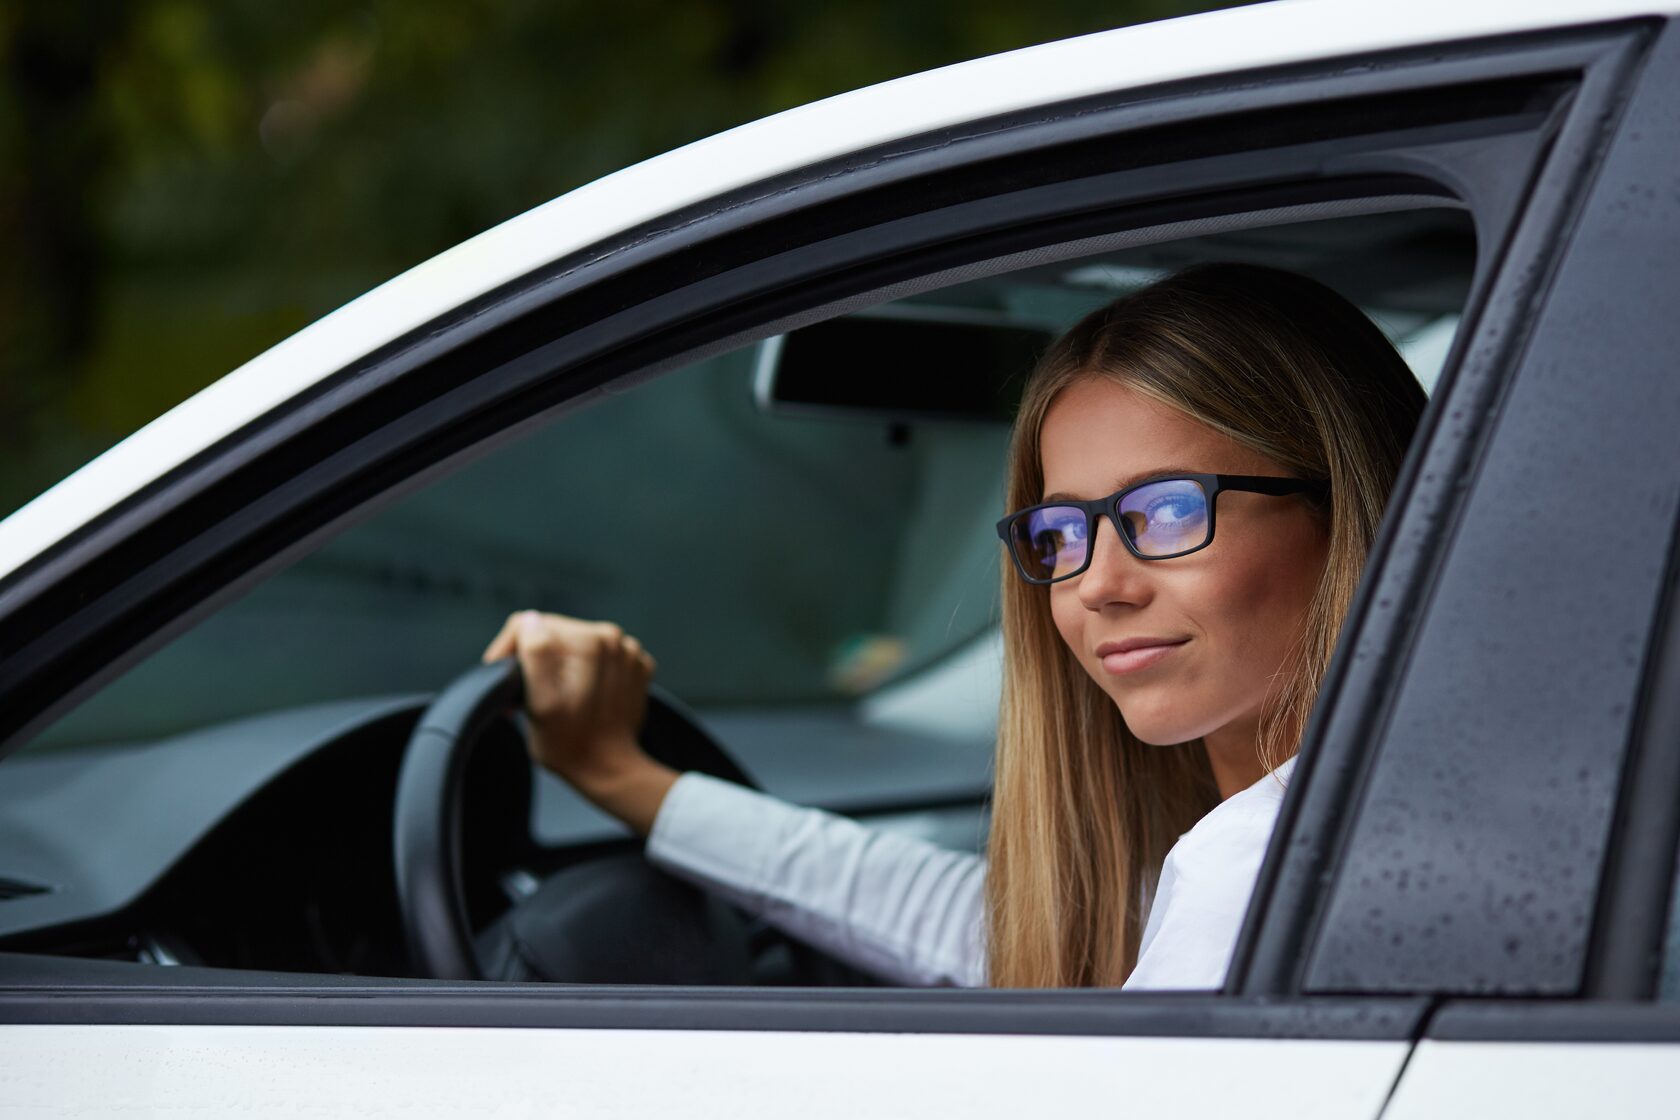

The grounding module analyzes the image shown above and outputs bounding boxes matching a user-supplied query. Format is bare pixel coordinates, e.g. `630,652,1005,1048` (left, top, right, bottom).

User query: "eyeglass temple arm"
1215,474,1329,496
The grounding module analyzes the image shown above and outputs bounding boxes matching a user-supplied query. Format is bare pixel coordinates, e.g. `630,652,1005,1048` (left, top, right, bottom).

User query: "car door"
1365,23,1680,1112
0,9,1665,1118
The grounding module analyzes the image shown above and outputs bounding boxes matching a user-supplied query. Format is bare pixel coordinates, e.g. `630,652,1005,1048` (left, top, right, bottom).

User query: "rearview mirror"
754,308,1052,424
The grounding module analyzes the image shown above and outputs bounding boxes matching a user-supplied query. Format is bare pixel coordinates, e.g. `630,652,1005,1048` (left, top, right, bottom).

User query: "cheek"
1048,587,1084,654
1203,519,1328,660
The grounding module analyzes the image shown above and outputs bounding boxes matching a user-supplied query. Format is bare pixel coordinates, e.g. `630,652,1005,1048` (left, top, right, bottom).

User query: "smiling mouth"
1096,638,1188,676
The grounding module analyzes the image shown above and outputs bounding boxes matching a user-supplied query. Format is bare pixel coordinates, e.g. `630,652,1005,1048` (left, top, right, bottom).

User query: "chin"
1092,674,1208,746
1116,709,1198,747
1125,724,1197,747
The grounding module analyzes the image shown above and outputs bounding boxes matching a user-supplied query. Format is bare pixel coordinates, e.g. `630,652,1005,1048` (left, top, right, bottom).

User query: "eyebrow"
1041,465,1203,504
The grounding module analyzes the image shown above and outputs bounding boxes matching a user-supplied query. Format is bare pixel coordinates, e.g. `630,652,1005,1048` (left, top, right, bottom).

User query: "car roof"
0,0,1670,582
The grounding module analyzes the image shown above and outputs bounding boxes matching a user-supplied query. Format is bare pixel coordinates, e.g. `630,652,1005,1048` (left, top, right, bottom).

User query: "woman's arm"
646,771,987,987
483,610,988,988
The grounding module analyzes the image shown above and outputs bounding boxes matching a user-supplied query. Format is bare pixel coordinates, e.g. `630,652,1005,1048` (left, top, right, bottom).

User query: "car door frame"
1375,24,1680,1112
0,17,1663,1066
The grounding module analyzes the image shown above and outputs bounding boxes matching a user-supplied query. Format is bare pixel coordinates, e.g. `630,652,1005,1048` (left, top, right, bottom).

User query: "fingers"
482,610,653,676
519,615,569,681
481,610,532,663
488,612,656,783
621,634,656,676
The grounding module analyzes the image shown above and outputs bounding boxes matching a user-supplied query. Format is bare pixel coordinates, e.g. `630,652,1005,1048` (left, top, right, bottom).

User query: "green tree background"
1,0,1242,518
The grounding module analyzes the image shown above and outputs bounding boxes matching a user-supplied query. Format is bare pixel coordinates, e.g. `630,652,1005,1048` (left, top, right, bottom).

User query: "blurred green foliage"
0,0,1242,518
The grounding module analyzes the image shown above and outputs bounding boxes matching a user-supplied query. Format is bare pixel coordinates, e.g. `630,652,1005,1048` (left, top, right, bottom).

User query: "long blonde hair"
985,262,1426,987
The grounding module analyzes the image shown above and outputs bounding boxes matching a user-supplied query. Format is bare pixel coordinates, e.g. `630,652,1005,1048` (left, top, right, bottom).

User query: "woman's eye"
1145,495,1206,528
1036,521,1085,553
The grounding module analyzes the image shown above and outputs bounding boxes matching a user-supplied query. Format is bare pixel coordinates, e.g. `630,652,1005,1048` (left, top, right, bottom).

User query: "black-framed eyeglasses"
996,473,1330,585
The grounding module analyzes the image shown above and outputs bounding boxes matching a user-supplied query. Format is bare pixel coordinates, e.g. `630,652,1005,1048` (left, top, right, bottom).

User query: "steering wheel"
392,657,759,980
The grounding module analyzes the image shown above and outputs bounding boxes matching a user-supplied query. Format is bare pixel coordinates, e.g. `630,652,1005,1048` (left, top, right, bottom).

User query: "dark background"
1,0,1243,520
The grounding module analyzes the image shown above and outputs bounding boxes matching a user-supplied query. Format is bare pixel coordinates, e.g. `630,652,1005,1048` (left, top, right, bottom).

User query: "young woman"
481,261,1426,989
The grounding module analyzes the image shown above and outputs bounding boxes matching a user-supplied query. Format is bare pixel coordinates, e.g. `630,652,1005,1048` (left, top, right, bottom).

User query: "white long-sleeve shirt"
644,755,1295,988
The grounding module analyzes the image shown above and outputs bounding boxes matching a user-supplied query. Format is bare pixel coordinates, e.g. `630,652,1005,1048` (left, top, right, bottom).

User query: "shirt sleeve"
644,771,988,987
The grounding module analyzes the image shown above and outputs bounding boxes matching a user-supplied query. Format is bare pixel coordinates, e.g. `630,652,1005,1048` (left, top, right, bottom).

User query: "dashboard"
0,695,990,978
0,699,514,974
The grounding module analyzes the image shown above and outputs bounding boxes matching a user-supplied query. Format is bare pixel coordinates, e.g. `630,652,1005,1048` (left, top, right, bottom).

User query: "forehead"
1037,377,1273,498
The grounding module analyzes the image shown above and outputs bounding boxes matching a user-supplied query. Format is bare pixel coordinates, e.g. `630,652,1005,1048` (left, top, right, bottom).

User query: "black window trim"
0,952,1432,1037
1430,1000,1680,1043
0,22,1657,1038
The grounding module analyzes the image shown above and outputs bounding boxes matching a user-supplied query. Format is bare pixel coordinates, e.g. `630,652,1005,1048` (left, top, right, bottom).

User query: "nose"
1074,513,1153,611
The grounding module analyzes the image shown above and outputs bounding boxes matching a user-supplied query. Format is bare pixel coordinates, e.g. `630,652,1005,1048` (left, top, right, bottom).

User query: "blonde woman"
482,262,1426,989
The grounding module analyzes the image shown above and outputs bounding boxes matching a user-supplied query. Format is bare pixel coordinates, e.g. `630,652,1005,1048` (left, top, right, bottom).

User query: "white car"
3,1,1680,1115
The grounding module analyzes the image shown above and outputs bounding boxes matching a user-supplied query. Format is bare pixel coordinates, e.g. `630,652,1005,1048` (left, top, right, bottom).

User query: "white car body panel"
1384,1040,1680,1117
0,0,1673,583
0,1025,1408,1119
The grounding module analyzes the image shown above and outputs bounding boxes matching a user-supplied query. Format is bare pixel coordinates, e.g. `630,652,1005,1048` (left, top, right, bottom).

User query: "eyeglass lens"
1011,478,1211,580
1119,478,1210,557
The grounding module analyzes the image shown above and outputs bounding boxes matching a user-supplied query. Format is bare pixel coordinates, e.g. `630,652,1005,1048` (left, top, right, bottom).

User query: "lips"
1095,637,1189,676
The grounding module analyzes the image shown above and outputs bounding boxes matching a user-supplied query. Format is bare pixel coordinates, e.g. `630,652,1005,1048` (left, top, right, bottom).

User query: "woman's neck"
1201,718,1266,800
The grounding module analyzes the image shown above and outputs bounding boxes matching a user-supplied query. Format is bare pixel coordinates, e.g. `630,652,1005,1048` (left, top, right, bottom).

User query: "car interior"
0,204,1476,985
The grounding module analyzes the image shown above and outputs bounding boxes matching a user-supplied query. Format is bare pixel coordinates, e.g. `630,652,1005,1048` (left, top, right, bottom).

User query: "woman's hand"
481,610,677,835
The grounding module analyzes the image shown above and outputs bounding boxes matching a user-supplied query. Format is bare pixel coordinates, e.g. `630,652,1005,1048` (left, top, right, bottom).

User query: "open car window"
3,205,1474,982
32,208,1471,751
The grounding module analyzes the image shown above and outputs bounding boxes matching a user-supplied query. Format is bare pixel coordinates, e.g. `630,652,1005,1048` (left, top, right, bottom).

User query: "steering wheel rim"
392,656,756,980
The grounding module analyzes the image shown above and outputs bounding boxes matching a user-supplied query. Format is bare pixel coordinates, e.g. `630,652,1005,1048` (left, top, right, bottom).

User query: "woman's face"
1039,376,1330,753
